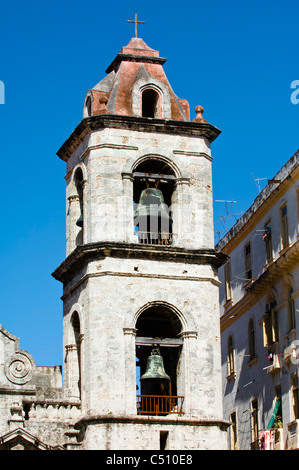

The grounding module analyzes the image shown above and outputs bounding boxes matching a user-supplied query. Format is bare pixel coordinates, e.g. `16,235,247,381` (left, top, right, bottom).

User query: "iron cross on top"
127,13,145,38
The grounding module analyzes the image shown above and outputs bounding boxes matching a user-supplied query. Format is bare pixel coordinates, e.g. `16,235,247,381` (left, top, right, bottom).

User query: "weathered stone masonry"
0,36,229,450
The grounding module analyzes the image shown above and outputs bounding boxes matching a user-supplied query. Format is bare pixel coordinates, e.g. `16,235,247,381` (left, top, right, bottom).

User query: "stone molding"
178,331,198,340
123,328,138,336
60,271,221,302
0,427,65,450
52,241,227,285
57,115,221,162
173,149,213,162
74,413,231,431
105,53,167,75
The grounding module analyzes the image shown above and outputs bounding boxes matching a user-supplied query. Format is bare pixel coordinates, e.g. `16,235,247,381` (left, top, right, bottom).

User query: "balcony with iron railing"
136,395,184,416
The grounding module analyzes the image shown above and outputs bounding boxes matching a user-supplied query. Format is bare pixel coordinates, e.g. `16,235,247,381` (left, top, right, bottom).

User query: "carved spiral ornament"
5,351,35,385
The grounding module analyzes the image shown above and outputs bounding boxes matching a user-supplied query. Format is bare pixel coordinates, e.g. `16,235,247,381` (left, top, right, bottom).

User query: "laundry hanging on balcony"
259,430,275,450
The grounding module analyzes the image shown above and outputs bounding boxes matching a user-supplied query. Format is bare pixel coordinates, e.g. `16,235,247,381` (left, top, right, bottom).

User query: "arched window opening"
288,288,296,332
86,96,92,117
227,335,235,378
71,311,81,344
248,319,256,360
142,88,160,118
264,301,279,347
23,403,31,421
135,305,184,416
67,311,82,399
133,159,176,245
74,168,84,245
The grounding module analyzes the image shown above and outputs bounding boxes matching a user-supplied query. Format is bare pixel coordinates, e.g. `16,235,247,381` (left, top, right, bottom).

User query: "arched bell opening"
66,311,82,400
141,88,160,118
74,168,84,246
133,159,176,245
135,305,184,416
86,96,92,117
83,92,93,118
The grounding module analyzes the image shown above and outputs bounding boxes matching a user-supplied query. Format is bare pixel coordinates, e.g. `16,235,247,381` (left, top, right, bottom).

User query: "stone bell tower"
52,35,229,450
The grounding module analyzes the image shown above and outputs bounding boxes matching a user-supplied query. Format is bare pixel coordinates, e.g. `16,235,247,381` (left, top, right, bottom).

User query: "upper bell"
134,187,172,223
140,348,171,383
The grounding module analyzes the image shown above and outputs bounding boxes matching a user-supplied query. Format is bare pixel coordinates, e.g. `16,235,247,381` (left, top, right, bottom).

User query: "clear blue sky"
0,0,298,366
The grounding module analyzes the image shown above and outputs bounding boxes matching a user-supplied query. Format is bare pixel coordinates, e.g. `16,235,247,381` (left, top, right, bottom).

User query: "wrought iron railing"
135,231,173,245
136,395,184,416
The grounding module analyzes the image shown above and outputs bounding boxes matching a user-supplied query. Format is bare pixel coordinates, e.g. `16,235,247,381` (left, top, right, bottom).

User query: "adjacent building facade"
217,151,299,450
0,36,228,450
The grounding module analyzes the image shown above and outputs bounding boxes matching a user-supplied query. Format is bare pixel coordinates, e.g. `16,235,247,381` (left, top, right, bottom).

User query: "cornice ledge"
221,239,299,331
74,413,231,430
52,242,228,283
57,115,221,162
247,239,299,295
105,53,167,74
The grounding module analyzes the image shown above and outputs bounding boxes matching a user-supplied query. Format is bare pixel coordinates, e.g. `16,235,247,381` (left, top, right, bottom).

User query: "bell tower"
52,35,229,450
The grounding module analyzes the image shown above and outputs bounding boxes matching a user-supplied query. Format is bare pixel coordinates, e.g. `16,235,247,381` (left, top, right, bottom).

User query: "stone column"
123,328,138,415
65,343,81,400
122,174,137,244
177,331,198,417
82,179,88,244
67,195,81,255
173,179,191,248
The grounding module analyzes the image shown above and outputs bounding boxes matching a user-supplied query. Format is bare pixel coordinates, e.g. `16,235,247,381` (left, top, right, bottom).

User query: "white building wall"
218,152,299,450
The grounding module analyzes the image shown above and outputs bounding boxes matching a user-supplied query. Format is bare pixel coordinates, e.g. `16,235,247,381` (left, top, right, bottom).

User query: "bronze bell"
140,348,171,383
134,187,172,224
76,213,83,228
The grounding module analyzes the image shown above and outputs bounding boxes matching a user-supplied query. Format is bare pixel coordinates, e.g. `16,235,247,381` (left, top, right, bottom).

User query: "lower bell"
140,348,171,383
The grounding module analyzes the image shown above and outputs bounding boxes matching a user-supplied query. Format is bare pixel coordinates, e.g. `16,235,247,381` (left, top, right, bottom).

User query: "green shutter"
267,399,281,429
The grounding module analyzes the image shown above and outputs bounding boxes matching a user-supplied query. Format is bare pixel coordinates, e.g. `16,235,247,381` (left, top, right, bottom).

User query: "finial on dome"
193,105,207,123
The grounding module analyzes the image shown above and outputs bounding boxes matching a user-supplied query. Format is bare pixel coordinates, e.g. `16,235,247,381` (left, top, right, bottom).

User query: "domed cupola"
83,37,190,121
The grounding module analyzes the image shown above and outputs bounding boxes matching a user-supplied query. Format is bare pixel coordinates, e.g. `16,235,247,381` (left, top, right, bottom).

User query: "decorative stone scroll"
5,350,36,385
